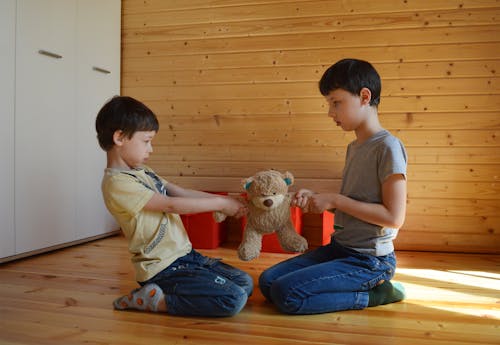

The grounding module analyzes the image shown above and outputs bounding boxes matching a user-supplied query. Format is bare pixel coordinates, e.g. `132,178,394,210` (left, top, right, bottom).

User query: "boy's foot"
113,283,166,312
368,280,406,307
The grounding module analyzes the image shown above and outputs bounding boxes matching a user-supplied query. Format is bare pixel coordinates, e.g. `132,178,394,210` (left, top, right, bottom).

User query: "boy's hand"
307,193,337,214
221,197,248,218
293,189,315,210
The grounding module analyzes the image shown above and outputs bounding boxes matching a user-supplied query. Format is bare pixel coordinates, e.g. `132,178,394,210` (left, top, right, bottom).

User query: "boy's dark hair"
95,96,159,151
319,58,381,106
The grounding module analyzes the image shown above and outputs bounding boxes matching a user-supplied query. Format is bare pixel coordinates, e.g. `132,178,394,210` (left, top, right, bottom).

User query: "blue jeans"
142,249,253,317
259,239,396,314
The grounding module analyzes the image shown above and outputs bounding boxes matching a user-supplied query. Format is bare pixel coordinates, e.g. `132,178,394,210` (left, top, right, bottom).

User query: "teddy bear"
216,170,308,261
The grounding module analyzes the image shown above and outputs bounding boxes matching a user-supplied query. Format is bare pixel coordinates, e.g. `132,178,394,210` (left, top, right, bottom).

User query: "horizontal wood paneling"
124,60,500,85
123,7,499,35
122,0,500,253
150,129,499,147
123,77,500,98
122,43,500,69
152,146,500,164
123,26,500,50
151,113,500,131
154,161,500,182
123,0,500,15
127,95,500,114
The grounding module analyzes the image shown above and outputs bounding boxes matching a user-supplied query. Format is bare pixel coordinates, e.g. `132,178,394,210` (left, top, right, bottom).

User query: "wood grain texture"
0,235,499,345
121,0,500,253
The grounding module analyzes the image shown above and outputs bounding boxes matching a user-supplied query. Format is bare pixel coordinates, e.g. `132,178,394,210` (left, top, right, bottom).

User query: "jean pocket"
361,272,388,290
359,257,395,290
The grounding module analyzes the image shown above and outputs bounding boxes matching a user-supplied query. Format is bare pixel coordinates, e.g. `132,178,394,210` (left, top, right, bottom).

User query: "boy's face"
116,130,156,168
325,88,368,131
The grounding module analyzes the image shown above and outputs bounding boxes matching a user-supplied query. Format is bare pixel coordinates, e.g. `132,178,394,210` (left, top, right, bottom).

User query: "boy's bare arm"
304,174,406,229
143,189,247,217
163,181,216,198
380,174,407,228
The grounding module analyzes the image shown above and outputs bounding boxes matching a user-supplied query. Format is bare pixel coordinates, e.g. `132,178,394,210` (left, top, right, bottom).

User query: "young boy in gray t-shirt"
259,59,407,314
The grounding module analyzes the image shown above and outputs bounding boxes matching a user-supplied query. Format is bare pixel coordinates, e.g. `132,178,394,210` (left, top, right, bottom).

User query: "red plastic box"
297,210,336,247
180,192,228,249
240,206,303,253
319,210,335,245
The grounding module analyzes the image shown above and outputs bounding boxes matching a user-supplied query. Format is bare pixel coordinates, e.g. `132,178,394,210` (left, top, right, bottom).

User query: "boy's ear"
359,87,372,106
113,130,125,146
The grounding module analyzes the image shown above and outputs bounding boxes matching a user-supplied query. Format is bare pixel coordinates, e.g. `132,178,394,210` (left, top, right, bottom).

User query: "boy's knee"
258,270,274,300
240,272,254,297
269,280,302,315
220,287,248,316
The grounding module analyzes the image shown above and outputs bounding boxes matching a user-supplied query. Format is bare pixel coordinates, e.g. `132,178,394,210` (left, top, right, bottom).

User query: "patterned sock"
113,283,165,312
368,280,406,307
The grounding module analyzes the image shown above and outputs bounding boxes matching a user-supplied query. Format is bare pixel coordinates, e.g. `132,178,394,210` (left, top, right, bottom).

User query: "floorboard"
0,235,498,345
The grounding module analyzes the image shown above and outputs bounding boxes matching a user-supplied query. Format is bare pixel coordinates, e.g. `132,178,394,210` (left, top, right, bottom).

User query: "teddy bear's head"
243,170,294,210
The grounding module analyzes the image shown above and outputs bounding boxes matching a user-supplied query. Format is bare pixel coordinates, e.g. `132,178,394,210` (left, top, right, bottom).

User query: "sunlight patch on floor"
402,281,500,319
448,270,500,280
397,268,500,290
427,305,500,319
397,268,500,319
401,281,498,303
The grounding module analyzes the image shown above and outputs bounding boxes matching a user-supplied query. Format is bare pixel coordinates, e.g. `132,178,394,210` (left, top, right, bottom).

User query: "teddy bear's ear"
283,171,294,186
242,177,253,190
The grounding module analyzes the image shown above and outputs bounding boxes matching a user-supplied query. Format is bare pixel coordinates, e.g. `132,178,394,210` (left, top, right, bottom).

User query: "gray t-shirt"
333,130,407,256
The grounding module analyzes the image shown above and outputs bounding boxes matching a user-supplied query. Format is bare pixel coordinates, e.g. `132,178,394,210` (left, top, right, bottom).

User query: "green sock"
368,280,406,307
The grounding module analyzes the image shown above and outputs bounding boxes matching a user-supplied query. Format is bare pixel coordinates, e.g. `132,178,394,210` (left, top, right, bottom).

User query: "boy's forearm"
334,194,405,229
144,193,226,215
164,181,220,199
178,189,216,198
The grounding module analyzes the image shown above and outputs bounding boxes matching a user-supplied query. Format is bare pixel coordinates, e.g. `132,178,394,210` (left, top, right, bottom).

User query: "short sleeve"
378,137,407,184
104,174,155,217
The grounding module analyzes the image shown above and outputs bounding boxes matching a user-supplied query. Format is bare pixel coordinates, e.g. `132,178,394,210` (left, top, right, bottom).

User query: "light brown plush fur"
237,170,308,261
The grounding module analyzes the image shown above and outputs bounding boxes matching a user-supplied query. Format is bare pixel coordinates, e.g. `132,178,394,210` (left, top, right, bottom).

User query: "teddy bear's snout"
263,199,273,207
251,194,285,210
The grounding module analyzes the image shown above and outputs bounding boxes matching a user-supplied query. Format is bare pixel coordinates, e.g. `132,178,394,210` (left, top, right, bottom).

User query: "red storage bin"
240,206,303,254
298,210,335,247
319,210,335,245
180,192,228,249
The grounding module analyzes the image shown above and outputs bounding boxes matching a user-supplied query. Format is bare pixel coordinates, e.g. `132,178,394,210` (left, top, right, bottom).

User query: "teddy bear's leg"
276,220,308,253
238,225,264,261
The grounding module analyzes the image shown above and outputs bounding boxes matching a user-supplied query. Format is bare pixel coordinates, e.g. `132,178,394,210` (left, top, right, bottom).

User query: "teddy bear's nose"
263,199,273,207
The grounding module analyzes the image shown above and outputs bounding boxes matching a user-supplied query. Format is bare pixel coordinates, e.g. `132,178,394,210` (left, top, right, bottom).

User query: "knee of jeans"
220,287,248,317
258,271,273,300
241,272,255,297
269,280,301,315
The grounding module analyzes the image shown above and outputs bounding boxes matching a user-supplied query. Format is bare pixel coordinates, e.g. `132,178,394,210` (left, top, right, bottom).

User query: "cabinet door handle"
92,66,111,74
38,49,63,59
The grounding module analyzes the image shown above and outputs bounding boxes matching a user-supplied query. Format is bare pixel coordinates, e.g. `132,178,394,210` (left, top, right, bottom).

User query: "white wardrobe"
0,0,120,262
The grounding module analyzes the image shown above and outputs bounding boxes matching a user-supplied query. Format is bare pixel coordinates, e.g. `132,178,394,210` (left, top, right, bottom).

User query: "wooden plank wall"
121,0,500,254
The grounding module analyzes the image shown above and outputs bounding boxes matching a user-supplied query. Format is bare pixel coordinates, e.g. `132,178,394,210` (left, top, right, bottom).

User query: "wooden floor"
0,235,499,345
